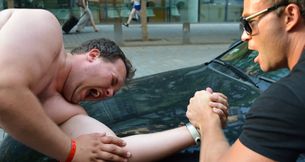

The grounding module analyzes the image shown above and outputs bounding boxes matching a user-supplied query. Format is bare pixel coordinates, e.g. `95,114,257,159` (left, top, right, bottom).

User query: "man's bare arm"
187,90,275,162
0,85,71,160
61,115,195,162
199,123,276,162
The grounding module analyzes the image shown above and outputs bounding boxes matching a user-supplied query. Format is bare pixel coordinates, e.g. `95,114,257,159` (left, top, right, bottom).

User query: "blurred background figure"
75,0,99,32
0,0,4,10
123,0,140,27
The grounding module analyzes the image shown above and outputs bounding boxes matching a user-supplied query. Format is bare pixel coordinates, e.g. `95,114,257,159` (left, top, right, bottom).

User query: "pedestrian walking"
75,0,99,32
123,0,141,27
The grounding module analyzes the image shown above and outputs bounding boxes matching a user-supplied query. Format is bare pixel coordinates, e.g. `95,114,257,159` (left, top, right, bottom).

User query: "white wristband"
185,122,201,145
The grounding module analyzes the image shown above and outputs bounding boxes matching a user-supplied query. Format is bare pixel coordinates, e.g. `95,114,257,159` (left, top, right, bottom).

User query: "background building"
0,0,243,24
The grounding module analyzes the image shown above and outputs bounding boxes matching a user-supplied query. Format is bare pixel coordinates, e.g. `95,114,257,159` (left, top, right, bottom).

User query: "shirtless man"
0,9,229,162
0,8,132,162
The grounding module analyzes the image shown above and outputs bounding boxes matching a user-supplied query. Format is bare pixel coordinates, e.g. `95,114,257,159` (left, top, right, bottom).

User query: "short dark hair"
71,38,135,83
273,0,305,20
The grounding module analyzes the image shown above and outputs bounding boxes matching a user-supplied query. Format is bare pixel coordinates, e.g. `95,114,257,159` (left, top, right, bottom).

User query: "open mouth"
81,88,105,101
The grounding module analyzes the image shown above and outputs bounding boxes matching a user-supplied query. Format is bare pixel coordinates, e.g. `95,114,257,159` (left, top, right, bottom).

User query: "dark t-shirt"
239,52,305,162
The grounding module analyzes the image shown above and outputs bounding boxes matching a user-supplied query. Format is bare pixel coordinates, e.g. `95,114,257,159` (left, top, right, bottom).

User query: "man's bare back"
0,9,64,95
0,9,86,124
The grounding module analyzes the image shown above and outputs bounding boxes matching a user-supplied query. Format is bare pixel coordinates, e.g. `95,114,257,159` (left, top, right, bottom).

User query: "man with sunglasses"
187,0,305,161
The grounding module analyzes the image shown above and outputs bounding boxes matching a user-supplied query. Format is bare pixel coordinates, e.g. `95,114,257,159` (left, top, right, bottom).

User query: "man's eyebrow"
111,73,118,86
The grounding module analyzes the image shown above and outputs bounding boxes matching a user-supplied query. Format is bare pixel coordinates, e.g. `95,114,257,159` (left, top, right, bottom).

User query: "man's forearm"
61,115,196,162
0,87,70,161
199,122,229,162
123,126,195,162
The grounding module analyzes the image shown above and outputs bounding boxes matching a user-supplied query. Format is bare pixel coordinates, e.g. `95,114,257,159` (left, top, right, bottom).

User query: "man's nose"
105,88,114,97
241,30,251,42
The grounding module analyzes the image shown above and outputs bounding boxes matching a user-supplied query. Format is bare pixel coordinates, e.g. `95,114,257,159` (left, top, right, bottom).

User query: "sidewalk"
63,23,241,49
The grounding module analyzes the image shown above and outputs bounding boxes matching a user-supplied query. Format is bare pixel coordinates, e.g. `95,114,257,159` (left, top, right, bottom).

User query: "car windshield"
219,42,289,82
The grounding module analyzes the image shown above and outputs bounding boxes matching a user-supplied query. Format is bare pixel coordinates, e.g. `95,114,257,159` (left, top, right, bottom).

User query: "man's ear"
87,48,101,62
285,3,302,31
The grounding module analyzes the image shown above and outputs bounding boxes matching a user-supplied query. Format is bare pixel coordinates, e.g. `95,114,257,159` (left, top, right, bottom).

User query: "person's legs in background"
75,8,89,32
87,8,99,32
123,8,136,27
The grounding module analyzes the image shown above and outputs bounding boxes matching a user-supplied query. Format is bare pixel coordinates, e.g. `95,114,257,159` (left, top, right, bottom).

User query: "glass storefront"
0,0,243,24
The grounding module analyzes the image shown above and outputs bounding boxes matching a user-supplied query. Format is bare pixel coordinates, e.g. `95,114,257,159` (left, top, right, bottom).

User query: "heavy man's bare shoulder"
0,9,61,35
0,9,65,89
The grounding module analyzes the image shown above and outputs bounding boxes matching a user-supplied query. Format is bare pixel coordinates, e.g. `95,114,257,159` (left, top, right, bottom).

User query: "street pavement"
0,23,241,144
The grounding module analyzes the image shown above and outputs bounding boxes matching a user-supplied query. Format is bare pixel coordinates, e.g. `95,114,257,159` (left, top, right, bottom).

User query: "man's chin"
260,65,275,73
260,67,268,72
70,95,81,104
261,67,270,72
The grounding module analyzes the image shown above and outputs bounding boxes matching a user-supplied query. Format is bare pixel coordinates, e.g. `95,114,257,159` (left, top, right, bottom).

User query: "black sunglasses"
240,2,288,35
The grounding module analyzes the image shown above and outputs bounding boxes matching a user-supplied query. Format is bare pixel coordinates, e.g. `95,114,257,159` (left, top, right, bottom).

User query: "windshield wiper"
211,59,258,87
258,76,276,83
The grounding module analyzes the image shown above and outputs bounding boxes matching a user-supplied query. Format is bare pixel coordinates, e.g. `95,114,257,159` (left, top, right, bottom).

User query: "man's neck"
287,30,305,70
54,53,73,93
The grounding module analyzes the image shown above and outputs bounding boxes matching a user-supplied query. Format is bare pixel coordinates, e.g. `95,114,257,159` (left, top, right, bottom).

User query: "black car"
1,41,303,161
